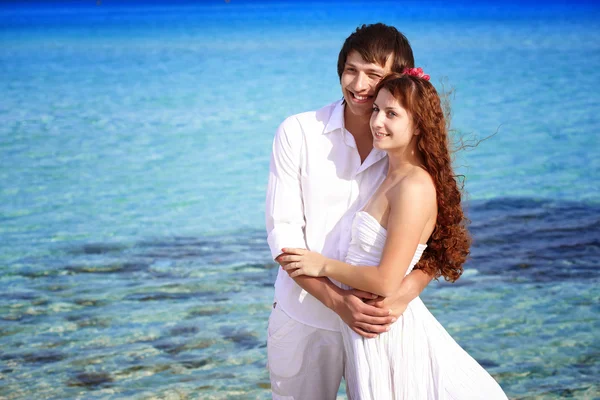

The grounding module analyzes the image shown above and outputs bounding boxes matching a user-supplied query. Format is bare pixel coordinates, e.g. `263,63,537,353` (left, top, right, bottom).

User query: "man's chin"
344,96,369,108
346,103,373,119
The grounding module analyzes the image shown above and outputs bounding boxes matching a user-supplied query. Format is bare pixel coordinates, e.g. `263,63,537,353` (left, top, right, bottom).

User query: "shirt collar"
323,98,345,134
322,98,388,163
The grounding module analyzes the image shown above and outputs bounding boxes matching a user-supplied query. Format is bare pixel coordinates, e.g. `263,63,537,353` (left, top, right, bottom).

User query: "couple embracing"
265,23,508,400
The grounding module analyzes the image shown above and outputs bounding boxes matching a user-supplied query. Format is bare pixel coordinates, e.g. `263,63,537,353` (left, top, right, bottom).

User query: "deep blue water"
1,1,599,399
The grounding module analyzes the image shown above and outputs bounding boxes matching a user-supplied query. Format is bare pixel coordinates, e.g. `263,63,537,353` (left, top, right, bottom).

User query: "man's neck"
344,108,373,163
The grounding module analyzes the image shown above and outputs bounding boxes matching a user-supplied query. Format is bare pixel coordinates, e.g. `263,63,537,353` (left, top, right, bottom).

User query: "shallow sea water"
1,1,599,399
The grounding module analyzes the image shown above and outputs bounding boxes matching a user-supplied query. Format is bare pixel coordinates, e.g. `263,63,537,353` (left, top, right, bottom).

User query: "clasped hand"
279,247,327,278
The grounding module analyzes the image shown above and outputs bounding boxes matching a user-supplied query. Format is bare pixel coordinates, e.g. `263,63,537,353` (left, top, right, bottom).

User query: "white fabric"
265,100,388,331
342,212,509,400
267,303,346,400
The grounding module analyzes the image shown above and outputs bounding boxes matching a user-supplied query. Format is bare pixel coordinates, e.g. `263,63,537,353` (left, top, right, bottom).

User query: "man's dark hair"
337,23,415,79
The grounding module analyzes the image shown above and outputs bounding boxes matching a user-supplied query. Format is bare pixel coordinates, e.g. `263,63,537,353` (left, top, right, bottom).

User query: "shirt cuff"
267,225,307,260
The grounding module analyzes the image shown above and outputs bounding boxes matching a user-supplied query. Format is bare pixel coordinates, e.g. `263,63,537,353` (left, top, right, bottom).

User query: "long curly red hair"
375,73,470,282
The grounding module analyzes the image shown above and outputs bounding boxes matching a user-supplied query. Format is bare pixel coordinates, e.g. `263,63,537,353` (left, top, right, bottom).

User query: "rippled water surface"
1,1,599,399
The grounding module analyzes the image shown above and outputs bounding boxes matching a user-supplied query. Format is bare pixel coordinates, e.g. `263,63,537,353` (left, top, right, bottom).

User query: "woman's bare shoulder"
388,167,436,208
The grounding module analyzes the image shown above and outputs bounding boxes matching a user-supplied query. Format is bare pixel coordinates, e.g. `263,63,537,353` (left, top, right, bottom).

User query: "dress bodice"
345,211,427,276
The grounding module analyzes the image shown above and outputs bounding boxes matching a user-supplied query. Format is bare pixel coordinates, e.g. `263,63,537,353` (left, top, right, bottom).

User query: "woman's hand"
279,248,328,278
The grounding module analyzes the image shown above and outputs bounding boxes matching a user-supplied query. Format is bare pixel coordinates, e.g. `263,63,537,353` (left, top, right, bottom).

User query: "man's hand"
365,290,411,320
332,289,396,339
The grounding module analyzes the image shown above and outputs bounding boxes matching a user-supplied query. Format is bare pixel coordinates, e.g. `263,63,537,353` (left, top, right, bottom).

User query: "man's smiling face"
341,50,393,122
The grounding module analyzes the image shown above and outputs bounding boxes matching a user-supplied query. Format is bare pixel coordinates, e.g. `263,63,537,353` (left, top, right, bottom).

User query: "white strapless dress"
341,211,508,400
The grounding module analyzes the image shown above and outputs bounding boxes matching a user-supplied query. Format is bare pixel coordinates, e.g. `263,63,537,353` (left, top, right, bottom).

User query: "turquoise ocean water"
1,1,599,398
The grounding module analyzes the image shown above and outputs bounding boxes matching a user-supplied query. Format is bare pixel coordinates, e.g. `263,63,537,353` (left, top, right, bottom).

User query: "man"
265,23,434,399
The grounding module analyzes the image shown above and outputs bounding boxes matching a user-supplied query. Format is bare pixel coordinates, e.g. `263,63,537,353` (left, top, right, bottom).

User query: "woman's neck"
386,144,424,176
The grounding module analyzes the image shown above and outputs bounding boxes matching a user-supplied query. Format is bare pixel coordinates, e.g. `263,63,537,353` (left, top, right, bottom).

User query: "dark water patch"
551,238,600,252
536,221,600,235
28,232,273,291
124,291,206,302
0,325,26,338
436,277,475,287
1,291,38,301
32,298,50,307
76,318,110,328
39,339,69,349
122,281,231,302
572,351,600,377
1,313,37,323
1,353,18,361
68,242,129,255
136,231,271,264
493,365,553,383
137,236,216,260
539,386,598,398
65,261,148,275
150,337,214,355
144,248,207,259
574,351,600,367
66,312,91,322
468,198,600,283
116,363,171,378
67,372,114,388
470,198,598,236
151,337,189,355
18,266,61,278
186,305,225,317
203,371,236,380
63,236,271,278
182,338,215,351
73,316,112,329
21,350,66,364
178,358,212,369
477,358,500,368
138,237,211,249
73,298,108,307
169,324,200,337
220,326,261,350
37,284,69,292
235,271,277,286
232,262,276,271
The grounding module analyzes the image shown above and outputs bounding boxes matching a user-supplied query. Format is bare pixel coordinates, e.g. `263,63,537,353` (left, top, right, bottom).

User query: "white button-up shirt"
266,100,389,331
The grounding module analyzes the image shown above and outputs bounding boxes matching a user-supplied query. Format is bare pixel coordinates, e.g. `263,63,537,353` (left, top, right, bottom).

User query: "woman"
279,70,508,399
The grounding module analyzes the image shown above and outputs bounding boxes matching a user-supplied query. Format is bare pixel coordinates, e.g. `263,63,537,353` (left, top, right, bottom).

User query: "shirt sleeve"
265,116,308,260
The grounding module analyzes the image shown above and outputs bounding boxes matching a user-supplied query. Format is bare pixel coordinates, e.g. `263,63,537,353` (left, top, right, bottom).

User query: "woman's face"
370,88,417,151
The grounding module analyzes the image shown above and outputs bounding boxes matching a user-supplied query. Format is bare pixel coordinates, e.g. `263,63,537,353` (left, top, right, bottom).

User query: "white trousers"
267,303,347,400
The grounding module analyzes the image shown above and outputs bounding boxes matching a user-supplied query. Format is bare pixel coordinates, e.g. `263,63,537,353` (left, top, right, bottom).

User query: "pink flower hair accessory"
402,67,430,81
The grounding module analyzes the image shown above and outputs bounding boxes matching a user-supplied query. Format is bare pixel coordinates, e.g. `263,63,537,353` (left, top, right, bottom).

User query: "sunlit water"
1,1,599,399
